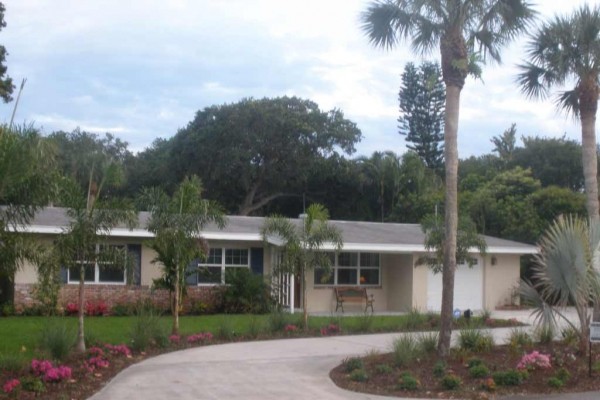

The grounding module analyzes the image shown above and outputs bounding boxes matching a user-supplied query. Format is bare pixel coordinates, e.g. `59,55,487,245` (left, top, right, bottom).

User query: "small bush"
1,302,15,316
469,364,490,378
375,364,393,374
492,369,524,386
535,326,554,344
418,332,438,354
20,377,45,393
110,302,136,316
393,336,423,367
216,317,236,341
129,307,167,351
356,314,373,332
397,372,420,390
561,327,579,347
349,369,368,382
403,308,426,330
0,354,27,372
247,316,263,338
38,319,75,361
458,329,494,352
480,309,492,320
440,374,461,390
433,361,446,378
84,330,102,348
343,357,364,373
267,310,291,333
217,269,273,314
467,358,483,368
517,351,551,370
508,328,533,349
555,367,570,383
481,377,496,392
548,377,564,388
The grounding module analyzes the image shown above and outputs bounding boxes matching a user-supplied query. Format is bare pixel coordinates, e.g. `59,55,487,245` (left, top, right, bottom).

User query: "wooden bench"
334,287,374,313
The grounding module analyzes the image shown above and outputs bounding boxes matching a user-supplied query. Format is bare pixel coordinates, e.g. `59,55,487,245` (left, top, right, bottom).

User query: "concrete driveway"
89,310,599,400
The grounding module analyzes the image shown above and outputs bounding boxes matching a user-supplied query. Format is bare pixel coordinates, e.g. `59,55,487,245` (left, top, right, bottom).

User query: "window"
68,245,127,284
314,252,380,287
198,248,250,285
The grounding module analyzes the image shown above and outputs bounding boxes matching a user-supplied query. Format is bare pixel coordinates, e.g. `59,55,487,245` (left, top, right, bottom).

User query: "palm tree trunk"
302,266,308,330
581,110,599,219
438,84,461,358
76,267,86,352
173,267,180,335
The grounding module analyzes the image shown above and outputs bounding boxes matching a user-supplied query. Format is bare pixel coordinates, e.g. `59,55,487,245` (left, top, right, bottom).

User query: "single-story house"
12,207,536,314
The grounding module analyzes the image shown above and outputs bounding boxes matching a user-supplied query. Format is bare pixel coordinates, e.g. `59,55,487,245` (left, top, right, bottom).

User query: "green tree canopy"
398,61,445,172
169,96,362,216
0,2,13,103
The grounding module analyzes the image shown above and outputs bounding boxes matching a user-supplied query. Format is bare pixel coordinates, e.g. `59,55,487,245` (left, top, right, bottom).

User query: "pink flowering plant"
284,324,298,333
105,343,132,357
517,351,552,371
187,332,214,345
2,379,20,394
169,334,181,344
320,323,341,336
31,359,72,382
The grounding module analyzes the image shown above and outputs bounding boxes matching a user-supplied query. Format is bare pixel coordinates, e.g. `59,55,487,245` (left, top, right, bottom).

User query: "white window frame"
67,244,127,285
314,252,380,287
197,247,250,285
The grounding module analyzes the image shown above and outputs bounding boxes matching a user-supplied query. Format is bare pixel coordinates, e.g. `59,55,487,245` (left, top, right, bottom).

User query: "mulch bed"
331,341,600,399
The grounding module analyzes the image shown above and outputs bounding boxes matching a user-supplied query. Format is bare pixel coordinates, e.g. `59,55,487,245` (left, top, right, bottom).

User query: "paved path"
89,310,599,400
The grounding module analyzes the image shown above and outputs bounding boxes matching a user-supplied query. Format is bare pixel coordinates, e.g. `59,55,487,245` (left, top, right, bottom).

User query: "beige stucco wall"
14,236,53,285
483,254,520,309
385,253,413,312
411,255,429,311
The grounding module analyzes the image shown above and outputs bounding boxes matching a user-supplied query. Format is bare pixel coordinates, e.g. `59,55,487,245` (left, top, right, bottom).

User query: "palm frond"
361,1,415,50
555,89,580,119
515,62,550,99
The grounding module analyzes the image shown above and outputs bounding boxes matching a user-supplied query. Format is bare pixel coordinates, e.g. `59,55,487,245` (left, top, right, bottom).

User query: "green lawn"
0,312,494,363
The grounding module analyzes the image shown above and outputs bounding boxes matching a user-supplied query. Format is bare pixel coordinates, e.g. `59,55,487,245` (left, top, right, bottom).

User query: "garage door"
426,259,483,312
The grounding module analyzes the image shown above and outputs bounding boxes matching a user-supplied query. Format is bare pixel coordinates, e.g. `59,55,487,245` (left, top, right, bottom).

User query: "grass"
0,313,513,361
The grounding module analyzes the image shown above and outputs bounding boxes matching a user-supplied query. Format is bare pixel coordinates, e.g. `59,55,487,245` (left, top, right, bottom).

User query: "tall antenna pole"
9,78,26,129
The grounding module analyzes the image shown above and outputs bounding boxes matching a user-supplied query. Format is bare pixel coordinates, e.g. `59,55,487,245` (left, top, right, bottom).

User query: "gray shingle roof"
25,207,536,253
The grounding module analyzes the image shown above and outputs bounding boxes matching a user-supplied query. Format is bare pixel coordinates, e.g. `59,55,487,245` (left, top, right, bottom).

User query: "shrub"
85,300,108,316
284,324,298,334
247,316,263,338
375,364,393,374
469,364,490,378
492,369,524,386
0,354,27,372
440,374,461,390
467,358,483,368
110,302,137,316
397,372,420,390
481,377,496,392
458,329,494,352
105,344,132,357
433,361,446,378
216,317,235,340
555,367,571,383
129,307,167,351
1,302,15,316
535,326,554,344
349,369,368,382
356,314,373,332
20,377,45,393
393,336,423,367
548,377,564,388
64,302,78,316
508,328,533,349
517,351,551,371
38,319,75,361
217,269,273,314
343,357,364,373
186,332,213,344
403,308,426,330
561,327,579,347
267,310,291,333
418,332,438,354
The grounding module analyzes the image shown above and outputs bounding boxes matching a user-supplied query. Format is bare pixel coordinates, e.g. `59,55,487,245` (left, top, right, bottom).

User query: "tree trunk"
302,266,308,330
75,266,86,353
172,267,180,335
581,110,599,219
438,84,461,358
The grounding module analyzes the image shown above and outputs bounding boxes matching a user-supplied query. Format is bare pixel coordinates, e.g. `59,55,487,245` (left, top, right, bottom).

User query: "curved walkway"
89,311,599,400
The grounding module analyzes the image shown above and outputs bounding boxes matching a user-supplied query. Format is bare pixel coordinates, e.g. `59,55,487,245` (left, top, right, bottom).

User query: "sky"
1,0,598,157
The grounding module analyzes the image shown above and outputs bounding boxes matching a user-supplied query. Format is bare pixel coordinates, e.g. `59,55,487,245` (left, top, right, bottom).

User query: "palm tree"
357,151,402,222
517,4,600,220
139,176,226,335
261,204,343,330
55,158,137,353
361,0,536,356
520,215,600,355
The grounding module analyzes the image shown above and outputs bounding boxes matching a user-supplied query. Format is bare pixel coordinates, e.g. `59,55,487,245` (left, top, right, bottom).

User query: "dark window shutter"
127,244,142,286
186,259,198,285
60,266,68,283
250,248,264,275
